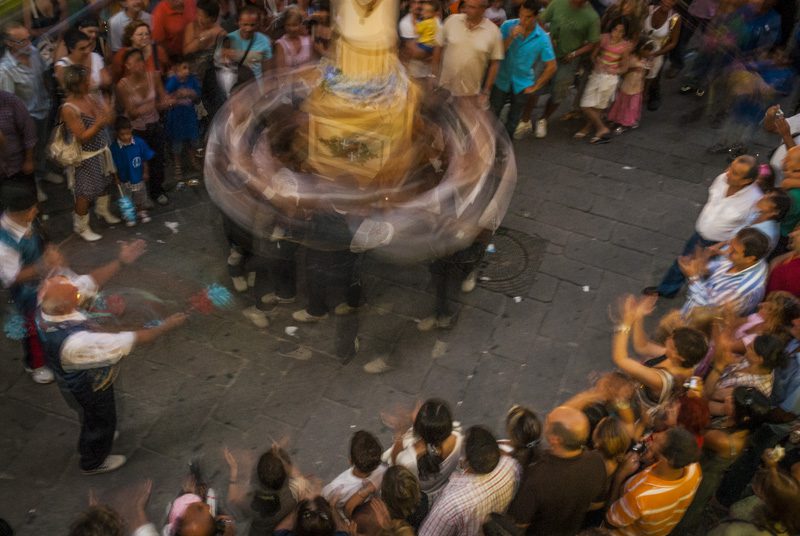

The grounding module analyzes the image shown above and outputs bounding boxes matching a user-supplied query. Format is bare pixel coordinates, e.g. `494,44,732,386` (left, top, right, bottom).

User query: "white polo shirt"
695,172,762,242
438,14,504,97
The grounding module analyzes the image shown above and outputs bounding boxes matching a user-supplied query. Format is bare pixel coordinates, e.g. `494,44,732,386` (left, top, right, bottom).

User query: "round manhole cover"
479,227,547,297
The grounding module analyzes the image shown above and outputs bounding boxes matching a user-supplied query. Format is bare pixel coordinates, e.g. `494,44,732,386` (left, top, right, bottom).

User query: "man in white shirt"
644,155,762,298
108,0,152,52
432,0,504,106
37,240,187,475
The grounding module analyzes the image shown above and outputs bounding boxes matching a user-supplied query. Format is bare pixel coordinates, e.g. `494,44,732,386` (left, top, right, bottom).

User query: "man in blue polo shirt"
490,0,556,138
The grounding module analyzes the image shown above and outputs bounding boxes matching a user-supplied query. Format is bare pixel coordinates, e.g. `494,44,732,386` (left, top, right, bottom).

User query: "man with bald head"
507,406,607,536
37,240,187,475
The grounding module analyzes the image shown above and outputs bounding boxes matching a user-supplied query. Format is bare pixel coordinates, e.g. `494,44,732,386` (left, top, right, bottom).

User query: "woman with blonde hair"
60,65,116,241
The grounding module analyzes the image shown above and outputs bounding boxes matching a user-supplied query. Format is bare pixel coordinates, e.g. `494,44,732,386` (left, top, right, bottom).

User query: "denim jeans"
657,231,716,297
490,85,529,137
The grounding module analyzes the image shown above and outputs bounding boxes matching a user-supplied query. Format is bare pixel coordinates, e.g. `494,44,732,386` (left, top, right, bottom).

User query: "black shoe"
647,95,661,111
642,286,676,299
680,85,695,94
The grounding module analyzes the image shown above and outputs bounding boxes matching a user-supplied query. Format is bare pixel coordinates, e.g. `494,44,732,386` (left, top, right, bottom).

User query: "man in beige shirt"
432,0,504,106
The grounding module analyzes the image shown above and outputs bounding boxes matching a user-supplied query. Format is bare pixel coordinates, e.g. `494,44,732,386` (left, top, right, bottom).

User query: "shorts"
580,72,620,109
544,61,578,104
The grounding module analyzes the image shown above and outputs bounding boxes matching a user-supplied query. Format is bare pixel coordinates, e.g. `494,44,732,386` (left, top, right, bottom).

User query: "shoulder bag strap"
237,34,256,68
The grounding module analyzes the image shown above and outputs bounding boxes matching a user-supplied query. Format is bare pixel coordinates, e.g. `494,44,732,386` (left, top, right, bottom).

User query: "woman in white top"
55,27,111,94
642,0,681,81
382,398,464,504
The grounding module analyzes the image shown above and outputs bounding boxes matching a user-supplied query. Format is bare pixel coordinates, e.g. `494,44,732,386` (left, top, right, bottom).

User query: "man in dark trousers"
37,240,187,474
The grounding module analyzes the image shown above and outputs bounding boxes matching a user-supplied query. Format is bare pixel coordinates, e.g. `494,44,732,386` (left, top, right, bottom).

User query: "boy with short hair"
110,116,154,226
322,430,387,514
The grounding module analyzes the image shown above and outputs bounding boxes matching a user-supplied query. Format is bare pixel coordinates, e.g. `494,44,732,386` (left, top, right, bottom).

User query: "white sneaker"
292,309,328,323
461,270,478,293
242,306,269,328
82,454,127,475
138,210,151,223
535,119,547,138
363,357,390,374
260,293,296,305
31,366,55,384
231,276,248,292
514,120,533,140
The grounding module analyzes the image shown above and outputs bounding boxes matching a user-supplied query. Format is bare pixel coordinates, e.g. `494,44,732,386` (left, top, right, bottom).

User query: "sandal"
613,126,626,135
589,134,612,144
573,131,589,139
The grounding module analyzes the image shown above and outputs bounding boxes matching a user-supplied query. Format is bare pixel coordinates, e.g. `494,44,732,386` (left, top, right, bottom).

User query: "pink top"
597,33,631,75
119,73,159,130
275,35,314,68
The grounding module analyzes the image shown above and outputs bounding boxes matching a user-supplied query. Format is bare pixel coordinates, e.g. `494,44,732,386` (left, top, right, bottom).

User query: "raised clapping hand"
118,239,147,265
678,246,710,278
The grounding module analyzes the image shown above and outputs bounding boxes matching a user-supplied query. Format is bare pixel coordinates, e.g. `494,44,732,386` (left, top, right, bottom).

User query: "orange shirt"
111,46,170,82
606,463,702,536
151,0,196,58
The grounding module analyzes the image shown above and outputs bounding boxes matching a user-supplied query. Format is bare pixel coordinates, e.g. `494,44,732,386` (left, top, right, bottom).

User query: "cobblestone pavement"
0,79,783,533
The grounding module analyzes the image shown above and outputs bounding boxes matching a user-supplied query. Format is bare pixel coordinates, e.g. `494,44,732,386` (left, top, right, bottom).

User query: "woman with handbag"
60,65,117,241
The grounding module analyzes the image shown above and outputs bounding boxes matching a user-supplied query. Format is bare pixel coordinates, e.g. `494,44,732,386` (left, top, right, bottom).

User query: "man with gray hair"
0,21,58,192
37,240,187,474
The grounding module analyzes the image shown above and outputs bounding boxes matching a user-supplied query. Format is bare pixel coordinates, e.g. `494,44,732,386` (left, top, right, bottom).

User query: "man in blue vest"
37,241,187,475
0,179,62,383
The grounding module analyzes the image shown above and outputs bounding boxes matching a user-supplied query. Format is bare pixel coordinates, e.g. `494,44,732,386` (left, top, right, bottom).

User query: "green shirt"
780,188,800,237
541,0,600,59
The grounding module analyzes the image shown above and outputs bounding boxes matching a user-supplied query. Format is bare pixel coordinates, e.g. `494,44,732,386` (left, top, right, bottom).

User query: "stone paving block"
658,208,700,240
142,379,228,458
458,354,520,431
535,201,615,240
0,397,48,472
436,306,499,358
527,272,559,302
4,377,74,421
663,178,710,204
213,361,289,429
539,252,605,289
518,179,595,212
610,221,686,258
115,393,167,451
590,195,663,232
454,285,508,316
427,336,484,374
379,323,439,393
4,413,75,486
559,327,615,394
420,363,470,409
0,479,45,533
565,234,654,281
261,359,339,427
584,270,644,332
491,300,548,363
503,213,572,246
538,281,596,340
292,398,363,482
513,336,572,413
147,336,247,385
116,358,188,408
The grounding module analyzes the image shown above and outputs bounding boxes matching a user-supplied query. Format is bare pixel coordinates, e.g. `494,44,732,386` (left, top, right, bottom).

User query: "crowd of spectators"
2,0,800,533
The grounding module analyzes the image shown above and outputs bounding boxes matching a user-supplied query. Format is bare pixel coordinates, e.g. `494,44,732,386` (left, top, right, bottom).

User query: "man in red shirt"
151,0,196,59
